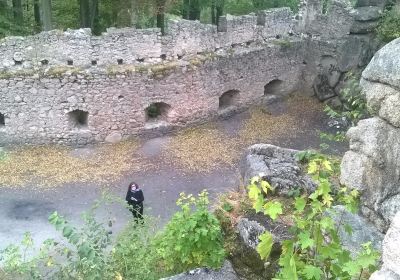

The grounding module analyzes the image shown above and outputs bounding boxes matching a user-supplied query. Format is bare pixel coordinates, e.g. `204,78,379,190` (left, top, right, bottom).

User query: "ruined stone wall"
0,0,387,145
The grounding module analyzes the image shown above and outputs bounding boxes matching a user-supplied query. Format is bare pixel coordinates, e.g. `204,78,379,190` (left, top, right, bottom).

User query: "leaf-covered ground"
0,141,153,188
0,95,325,188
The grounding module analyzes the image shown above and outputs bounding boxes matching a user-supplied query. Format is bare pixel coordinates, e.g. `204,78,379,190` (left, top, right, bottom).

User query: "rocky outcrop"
240,144,315,195
330,206,384,254
370,212,400,280
341,38,400,232
161,261,239,280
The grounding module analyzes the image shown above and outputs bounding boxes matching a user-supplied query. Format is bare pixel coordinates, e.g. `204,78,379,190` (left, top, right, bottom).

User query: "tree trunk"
34,0,41,27
216,0,224,25
211,0,216,24
188,0,201,20
156,0,166,34
182,0,190,19
12,0,23,24
130,0,138,26
40,0,52,31
79,0,90,27
90,0,101,35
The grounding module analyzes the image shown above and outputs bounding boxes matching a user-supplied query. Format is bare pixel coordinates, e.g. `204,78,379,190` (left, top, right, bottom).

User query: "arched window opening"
68,110,88,128
145,102,172,122
219,90,240,109
264,79,284,95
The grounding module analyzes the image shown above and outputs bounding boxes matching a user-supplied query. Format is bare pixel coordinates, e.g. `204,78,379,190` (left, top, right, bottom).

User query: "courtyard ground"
0,95,347,250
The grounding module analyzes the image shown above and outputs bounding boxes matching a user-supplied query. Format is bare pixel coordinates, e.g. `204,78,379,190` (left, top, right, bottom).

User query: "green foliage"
0,192,166,280
0,0,301,38
222,201,234,212
155,190,225,273
321,74,369,150
109,217,165,280
247,154,379,279
47,209,112,279
324,75,369,127
146,103,161,119
377,4,400,43
0,232,41,279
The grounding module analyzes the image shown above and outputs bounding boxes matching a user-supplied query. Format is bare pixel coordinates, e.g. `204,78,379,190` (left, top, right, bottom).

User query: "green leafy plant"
321,74,369,150
155,190,225,273
47,206,113,279
324,76,369,127
247,155,379,279
377,4,400,43
109,217,165,280
222,201,234,212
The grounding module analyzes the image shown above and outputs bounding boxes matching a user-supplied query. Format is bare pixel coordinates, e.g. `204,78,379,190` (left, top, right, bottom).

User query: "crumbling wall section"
0,0,387,145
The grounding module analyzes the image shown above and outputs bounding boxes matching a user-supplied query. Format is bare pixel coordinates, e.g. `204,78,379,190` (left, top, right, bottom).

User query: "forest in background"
0,0,299,37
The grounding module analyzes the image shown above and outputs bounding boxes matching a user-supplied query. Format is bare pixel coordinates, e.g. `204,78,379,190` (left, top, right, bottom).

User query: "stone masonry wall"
0,0,387,145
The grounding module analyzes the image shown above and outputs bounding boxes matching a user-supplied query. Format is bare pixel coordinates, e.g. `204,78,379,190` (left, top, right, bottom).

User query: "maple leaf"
302,264,323,280
263,201,283,220
257,231,273,260
298,231,314,250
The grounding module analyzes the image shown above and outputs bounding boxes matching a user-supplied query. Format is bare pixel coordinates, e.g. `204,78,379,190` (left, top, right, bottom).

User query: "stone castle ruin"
0,0,386,145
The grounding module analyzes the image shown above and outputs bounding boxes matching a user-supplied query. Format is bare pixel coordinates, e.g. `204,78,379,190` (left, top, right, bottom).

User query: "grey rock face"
382,212,400,276
370,212,400,280
341,39,400,232
240,144,315,195
330,206,384,254
314,74,337,101
352,7,382,21
362,38,400,89
104,131,122,143
237,218,266,250
350,20,380,34
355,0,387,8
370,269,400,280
341,118,400,231
161,261,239,280
237,217,290,250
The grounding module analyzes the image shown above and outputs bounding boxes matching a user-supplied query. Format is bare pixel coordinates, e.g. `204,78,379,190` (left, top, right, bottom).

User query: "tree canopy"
0,0,299,37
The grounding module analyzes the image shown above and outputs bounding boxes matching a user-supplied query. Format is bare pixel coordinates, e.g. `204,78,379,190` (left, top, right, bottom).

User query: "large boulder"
233,215,291,279
369,212,400,280
161,261,239,280
330,206,384,254
341,38,400,232
240,144,316,196
362,38,400,89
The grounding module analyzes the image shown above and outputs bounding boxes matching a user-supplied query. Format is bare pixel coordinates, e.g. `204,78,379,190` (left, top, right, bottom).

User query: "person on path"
125,182,144,221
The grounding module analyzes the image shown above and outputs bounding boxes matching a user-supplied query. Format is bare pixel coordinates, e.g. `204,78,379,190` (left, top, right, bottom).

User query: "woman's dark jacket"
126,189,144,206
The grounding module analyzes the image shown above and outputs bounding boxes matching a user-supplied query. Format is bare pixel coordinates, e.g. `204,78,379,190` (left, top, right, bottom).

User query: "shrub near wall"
155,190,226,273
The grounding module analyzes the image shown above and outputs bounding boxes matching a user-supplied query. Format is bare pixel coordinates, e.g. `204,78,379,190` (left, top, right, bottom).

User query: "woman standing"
125,182,144,221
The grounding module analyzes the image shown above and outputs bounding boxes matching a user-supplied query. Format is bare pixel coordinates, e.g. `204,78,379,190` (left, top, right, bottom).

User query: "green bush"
247,153,380,279
0,193,165,280
155,190,226,273
377,4,400,43
109,217,165,280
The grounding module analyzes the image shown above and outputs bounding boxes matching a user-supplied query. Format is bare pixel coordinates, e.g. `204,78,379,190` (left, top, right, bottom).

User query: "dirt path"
0,95,347,249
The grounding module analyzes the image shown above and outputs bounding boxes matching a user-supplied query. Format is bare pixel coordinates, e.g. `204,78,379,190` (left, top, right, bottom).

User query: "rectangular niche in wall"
0,113,5,126
68,110,88,129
